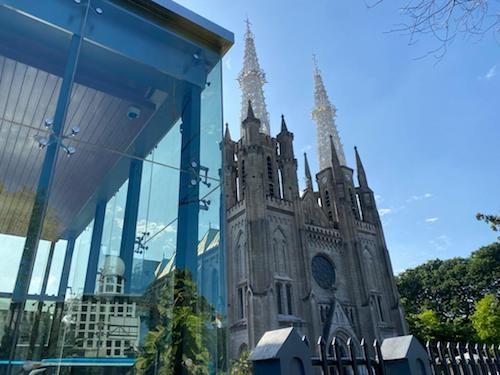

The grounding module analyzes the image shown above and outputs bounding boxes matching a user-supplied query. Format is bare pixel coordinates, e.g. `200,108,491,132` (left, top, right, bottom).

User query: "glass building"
0,0,232,373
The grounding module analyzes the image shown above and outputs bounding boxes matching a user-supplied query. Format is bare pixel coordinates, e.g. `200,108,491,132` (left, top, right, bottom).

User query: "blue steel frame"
176,86,202,277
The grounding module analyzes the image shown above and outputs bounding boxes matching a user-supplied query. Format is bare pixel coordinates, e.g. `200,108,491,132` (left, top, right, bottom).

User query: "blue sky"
178,0,500,273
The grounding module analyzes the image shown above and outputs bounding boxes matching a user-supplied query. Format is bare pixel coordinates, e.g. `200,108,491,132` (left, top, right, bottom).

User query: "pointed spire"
224,123,232,141
312,57,347,169
304,152,313,191
246,100,256,120
355,146,369,188
329,135,341,172
280,114,289,133
238,19,271,136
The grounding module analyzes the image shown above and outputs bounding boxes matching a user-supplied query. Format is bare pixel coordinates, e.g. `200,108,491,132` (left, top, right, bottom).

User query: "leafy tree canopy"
396,242,500,343
471,294,500,344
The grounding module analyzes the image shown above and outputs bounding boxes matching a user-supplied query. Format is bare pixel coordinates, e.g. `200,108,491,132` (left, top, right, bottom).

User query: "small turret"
277,114,294,159
277,114,299,200
242,100,261,144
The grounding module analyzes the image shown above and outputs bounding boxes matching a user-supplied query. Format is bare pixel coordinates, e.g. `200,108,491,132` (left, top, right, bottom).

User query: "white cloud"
374,194,383,202
407,193,432,203
425,217,439,223
429,234,451,252
378,208,392,217
479,65,497,80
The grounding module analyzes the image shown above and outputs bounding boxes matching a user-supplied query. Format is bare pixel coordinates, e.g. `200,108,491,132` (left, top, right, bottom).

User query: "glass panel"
0,0,81,367
0,0,226,372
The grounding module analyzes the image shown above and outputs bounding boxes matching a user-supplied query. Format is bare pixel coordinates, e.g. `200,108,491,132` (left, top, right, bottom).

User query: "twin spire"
238,20,366,190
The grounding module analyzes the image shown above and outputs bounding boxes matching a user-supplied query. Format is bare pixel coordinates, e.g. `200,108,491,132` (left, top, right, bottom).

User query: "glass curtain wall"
0,0,226,373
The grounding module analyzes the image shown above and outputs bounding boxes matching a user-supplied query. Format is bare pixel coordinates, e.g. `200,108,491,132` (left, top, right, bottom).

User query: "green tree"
396,242,500,343
471,294,500,344
409,309,441,342
135,269,212,375
476,213,500,240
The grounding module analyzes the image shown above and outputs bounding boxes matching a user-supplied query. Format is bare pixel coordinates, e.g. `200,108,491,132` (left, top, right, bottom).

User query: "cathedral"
222,22,408,359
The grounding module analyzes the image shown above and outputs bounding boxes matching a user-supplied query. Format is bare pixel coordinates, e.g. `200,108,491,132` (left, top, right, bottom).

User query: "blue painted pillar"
58,238,75,300
175,86,202,277
84,201,106,295
120,159,143,294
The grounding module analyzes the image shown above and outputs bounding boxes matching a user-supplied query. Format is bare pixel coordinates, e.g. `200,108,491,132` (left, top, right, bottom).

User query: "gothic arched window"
276,283,283,314
286,284,293,315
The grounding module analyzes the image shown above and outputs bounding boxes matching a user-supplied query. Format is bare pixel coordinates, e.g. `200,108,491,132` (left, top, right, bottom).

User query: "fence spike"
332,337,345,375
302,335,310,348
373,339,385,375
317,336,329,375
483,343,495,375
347,338,359,375
446,342,459,375
436,342,451,375
426,341,438,375
465,343,479,375
361,338,374,375
491,344,500,374
475,343,488,375
456,342,471,375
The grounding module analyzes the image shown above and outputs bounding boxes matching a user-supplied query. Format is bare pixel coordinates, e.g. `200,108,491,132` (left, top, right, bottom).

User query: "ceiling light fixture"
34,117,82,157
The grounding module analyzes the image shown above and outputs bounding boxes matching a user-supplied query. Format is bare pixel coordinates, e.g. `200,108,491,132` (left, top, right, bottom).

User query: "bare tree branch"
366,0,500,59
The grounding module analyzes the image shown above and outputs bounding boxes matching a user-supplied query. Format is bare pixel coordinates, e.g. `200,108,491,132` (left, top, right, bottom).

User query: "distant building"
73,256,140,358
223,22,407,359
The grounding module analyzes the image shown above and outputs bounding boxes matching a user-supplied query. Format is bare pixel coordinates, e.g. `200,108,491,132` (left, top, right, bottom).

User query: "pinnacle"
304,152,313,190
247,100,255,119
224,123,231,141
280,114,289,133
329,135,341,169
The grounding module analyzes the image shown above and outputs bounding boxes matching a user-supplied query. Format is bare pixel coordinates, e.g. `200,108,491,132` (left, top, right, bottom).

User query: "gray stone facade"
223,105,407,359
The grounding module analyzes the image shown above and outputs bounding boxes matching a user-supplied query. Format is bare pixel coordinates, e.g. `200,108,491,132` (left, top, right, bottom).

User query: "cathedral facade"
223,22,407,359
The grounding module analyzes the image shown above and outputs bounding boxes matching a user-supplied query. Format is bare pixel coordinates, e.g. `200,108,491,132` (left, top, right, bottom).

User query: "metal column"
84,201,106,295
120,158,143,294
175,86,202,277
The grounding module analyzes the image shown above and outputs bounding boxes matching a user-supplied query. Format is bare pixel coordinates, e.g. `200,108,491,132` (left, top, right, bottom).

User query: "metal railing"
426,341,500,375
310,335,385,375
308,335,500,375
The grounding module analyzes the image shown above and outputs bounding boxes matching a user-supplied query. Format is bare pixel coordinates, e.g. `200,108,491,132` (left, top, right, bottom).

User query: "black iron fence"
311,335,385,375
249,328,500,375
309,335,500,375
426,341,500,375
